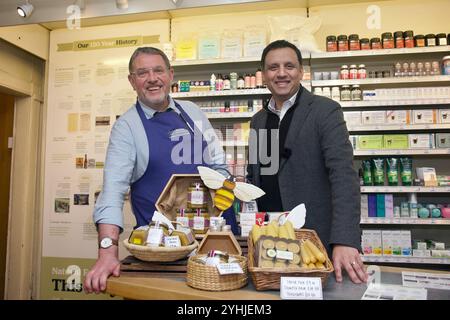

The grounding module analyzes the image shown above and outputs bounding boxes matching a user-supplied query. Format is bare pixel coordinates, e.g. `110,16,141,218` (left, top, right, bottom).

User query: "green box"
383,135,409,149
357,135,384,149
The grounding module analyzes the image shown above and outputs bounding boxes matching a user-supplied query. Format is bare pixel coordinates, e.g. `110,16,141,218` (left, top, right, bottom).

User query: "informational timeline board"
41,20,170,299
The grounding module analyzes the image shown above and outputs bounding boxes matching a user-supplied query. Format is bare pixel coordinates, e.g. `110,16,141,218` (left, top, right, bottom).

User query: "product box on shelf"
412,109,436,124
362,230,382,256
361,194,369,218
408,134,435,149
376,194,385,218
413,249,431,257
385,194,394,218
435,133,450,148
361,111,386,125
349,135,357,149
343,111,362,126
362,90,377,101
382,230,393,256
383,135,409,149
391,230,402,255
438,109,450,123
400,230,412,256
357,135,384,149
386,110,410,125
415,167,437,187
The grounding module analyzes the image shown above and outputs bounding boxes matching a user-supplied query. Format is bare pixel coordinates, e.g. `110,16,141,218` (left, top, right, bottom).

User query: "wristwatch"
99,237,118,249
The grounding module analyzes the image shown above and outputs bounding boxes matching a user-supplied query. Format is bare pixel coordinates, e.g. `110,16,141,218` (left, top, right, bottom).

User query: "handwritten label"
164,236,181,248
280,277,323,300
216,263,244,275
276,250,294,261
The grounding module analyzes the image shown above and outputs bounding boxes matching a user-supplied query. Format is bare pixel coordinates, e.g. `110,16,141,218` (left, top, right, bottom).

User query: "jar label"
176,216,190,228
190,190,204,205
194,216,205,230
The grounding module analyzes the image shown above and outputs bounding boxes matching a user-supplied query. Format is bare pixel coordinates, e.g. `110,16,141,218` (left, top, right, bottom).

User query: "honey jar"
187,181,207,209
192,208,210,234
176,208,194,228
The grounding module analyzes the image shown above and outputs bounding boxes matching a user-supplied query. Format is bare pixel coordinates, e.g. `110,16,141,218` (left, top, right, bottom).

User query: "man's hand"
332,245,368,284
84,250,120,294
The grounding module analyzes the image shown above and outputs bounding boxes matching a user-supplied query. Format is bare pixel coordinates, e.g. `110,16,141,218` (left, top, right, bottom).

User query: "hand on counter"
84,249,120,294
332,245,368,284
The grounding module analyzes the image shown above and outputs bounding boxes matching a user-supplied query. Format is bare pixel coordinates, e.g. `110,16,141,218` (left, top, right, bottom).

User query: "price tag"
216,263,244,275
280,277,323,300
193,216,205,230
164,236,181,248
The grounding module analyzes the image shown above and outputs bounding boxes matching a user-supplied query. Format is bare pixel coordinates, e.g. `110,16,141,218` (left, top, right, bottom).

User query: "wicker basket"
186,254,248,291
247,229,334,290
123,239,198,262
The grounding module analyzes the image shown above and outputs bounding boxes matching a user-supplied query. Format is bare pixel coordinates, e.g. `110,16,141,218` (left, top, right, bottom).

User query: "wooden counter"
106,264,450,300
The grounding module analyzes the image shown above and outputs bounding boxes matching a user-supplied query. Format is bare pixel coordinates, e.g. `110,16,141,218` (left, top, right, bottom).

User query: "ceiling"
0,0,391,30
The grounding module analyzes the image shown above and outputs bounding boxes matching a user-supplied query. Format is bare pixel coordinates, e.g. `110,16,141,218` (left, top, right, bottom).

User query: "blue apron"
130,100,238,234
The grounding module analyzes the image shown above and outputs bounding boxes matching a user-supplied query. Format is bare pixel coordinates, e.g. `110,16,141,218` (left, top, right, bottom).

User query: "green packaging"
371,158,385,186
362,160,373,186
386,158,399,186
400,157,412,186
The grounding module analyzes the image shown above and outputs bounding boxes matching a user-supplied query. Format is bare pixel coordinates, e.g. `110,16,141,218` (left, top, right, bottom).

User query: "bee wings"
234,182,265,202
197,166,226,189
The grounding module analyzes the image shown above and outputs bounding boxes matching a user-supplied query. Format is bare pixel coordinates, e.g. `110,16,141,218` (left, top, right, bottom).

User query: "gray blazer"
247,88,361,253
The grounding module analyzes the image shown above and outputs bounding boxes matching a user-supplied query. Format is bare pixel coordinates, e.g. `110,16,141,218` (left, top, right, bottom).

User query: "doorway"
0,92,14,299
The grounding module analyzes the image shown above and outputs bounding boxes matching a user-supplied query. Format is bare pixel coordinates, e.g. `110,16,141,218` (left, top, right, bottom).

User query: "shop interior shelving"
171,45,450,266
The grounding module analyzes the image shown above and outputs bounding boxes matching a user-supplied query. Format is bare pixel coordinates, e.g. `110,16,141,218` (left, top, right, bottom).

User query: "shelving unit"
309,46,450,268
360,217,450,225
361,256,450,265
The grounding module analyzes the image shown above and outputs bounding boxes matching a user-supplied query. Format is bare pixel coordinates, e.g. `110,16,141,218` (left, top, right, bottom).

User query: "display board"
41,20,170,299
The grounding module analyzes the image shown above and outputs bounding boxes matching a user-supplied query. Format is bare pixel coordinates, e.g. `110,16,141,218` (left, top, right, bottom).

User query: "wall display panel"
41,19,170,299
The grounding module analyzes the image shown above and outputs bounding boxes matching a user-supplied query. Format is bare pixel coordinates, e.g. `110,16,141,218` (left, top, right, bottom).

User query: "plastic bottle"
210,74,216,91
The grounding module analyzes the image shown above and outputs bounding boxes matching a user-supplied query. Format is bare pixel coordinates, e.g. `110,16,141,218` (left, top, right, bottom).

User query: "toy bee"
197,166,265,211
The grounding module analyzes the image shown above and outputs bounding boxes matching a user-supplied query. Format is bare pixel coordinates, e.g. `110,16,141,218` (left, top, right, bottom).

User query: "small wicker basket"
248,229,334,290
186,254,248,291
123,239,198,262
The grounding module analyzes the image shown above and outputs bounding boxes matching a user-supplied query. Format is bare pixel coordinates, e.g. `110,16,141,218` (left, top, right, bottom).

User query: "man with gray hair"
84,47,237,293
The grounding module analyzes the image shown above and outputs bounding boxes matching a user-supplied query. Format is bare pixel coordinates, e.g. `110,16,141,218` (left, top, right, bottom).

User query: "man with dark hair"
247,40,367,284
84,47,237,293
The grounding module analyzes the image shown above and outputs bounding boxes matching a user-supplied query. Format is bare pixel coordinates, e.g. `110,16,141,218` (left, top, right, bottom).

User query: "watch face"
100,238,112,248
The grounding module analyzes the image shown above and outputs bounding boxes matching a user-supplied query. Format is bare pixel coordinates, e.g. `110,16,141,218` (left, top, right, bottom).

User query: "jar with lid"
394,31,404,48
370,37,382,49
322,87,331,99
187,182,207,209
326,35,338,52
331,87,340,101
349,64,358,79
313,87,323,96
349,34,361,50
360,38,370,50
381,32,394,49
425,34,436,46
176,208,194,228
337,35,349,51
436,33,447,46
402,62,410,77
404,30,414,48
409,62,417,77
394,62,402,77
351,85,362,101
340,65,349,79
192,208,210,234
340,85,351,101
414,34,425,47
443,56,450,75
417,62,425,76
357,64,367,79
424,62,432,76
431,61,441,75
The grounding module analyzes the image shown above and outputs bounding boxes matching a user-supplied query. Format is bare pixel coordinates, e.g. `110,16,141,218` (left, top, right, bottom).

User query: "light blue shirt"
93,96,227,231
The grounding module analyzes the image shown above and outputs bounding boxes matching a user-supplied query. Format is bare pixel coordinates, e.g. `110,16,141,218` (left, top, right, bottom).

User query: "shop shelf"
311,45,450,60
361,255,450,265
360,217,450,225
171,88,271,98
340,99,450,108
312,75,450,87
354,148,450,156
360,186,450,193
348,123,450,132
206,112,258,119
172,56,262,67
